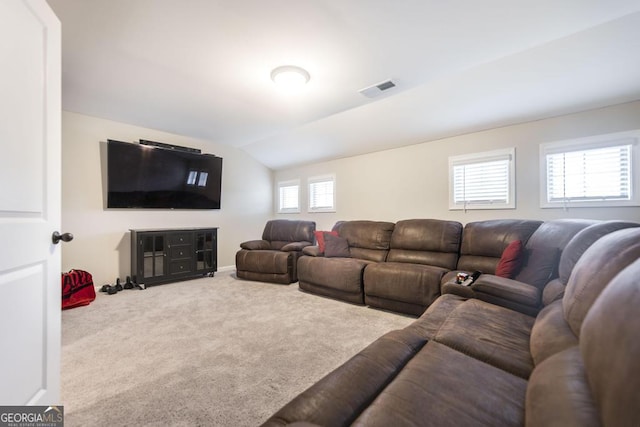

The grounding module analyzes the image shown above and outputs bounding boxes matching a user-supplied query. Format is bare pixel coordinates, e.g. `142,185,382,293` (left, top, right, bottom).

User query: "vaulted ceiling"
47,0,640,169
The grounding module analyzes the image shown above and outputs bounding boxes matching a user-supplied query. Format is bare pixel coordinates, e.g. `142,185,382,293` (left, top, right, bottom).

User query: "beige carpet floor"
61,271,414,426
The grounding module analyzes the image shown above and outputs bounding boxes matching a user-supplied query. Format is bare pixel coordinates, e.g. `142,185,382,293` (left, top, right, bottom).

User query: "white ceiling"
47,0,640,170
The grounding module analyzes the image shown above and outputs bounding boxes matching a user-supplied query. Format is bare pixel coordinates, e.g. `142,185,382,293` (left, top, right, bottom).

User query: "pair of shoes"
100,278,124,295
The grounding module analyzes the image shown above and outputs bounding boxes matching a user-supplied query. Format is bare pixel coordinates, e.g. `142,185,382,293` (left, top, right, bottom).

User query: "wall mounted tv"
107,139,223,209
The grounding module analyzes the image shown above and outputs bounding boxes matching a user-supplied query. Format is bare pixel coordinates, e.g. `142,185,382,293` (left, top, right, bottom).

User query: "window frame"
308,174,336,213
539,131,640,208
276,179,300,214
448,148,516,210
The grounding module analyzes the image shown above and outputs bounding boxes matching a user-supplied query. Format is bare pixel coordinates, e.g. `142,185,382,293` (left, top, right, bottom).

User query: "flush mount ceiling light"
271,65,310,90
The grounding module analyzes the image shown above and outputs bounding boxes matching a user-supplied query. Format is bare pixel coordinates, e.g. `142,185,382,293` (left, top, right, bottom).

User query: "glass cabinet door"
195,231,215,272
142,234,165,278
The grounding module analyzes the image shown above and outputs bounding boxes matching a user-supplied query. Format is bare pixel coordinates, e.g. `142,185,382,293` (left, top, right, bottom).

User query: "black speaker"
139,139,201,154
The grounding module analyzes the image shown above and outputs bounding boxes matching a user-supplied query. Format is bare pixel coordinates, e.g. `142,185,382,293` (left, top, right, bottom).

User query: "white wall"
61,112,273,286
275,101,640,231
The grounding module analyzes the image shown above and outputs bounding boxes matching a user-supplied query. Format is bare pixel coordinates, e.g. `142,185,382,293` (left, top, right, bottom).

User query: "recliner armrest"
281,241,313,252
441,280,476,299
472,274,540,308
542,278,565,306
302,246,323,257
240,240,270,250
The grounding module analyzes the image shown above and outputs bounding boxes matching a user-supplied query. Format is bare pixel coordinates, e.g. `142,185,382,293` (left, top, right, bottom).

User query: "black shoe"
114,278,123,292
100,284,111,293
107,286,118,295
123,276,134,289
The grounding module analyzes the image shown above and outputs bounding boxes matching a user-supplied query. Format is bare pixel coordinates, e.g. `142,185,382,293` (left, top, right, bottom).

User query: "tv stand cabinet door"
132,231,167,286
194,229,218,275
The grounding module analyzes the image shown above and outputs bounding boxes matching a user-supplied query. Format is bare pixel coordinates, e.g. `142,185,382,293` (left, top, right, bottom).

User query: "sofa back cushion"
558,220,639,285
527,258,640,427
538,221,639,304
531,227,640,367
514,219,596,287
562,227,640,337
332,221,395,262
387,219,462,269
580,259,640,426
262,220,315,250
456,219,542,274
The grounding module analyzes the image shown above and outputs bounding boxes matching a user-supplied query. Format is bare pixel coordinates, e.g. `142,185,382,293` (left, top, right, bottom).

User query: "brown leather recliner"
364,219,463,316
297,220,395,304
236,220,315,284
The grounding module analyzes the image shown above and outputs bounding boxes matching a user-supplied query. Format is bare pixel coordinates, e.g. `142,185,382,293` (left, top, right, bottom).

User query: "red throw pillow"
495,240,523,278
314,230,338,253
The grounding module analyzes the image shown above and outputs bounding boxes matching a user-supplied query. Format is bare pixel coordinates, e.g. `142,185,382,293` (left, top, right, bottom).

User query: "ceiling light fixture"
271,65,310,91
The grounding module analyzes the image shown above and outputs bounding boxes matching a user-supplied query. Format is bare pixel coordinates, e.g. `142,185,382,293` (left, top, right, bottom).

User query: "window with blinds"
308,175,335,212
540,132,639,208
277,180,300,213
449,148,515,210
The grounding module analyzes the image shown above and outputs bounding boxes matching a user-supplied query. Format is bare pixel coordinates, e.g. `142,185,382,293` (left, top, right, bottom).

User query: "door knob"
52,231,74,244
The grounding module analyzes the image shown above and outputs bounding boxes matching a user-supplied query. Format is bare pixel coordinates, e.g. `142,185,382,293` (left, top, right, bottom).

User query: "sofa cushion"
526,347,599,427
323,234,350,258
298,256,369,295
262,219,316,244
515,246,560,288
386,219,462,269
434,299,535,378
333,220,394,262
411,294,467,340
529,300,577,366
580,259,640,427
563,227,640,337
364,262,447,309
495,240,524,278
352,341,527,427
236,250,291,275
558,220,640,284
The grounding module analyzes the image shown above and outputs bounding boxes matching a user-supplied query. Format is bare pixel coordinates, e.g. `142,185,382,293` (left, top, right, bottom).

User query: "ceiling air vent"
359,79,397,98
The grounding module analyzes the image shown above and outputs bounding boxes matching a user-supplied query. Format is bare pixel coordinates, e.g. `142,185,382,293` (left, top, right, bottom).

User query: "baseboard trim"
217,265,236,273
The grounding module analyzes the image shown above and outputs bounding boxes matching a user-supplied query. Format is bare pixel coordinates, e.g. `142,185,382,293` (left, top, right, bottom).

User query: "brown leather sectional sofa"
298,218,637,317
262,226,640,426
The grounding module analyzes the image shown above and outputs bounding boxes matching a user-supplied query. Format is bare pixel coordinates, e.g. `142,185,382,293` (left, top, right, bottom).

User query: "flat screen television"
107,140,223,209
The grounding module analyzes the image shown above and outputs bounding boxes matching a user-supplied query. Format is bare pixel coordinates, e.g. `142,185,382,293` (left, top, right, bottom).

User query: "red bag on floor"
61,269,96,309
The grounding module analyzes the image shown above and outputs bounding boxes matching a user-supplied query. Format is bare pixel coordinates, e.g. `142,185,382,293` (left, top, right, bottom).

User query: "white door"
0,0,62,405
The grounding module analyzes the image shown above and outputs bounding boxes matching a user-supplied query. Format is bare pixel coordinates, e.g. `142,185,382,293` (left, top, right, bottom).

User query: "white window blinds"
546,144,631,203
277,180,299,213
449,148,515,210
540,132,639,208
309,176,335,212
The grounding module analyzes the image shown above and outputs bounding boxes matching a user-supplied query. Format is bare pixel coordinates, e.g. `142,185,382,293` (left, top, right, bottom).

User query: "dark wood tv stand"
130,227,218,287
